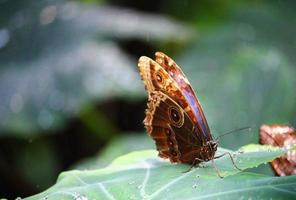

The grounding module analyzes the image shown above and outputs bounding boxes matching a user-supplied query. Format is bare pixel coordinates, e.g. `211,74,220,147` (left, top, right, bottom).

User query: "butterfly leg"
211,159,223,178
214,152,242,171
183,157,204,173
184,157,224,178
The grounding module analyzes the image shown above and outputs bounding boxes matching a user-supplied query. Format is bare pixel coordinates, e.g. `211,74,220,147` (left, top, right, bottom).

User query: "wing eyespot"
156,73,162,82
169,106,183,127
154,72,165,88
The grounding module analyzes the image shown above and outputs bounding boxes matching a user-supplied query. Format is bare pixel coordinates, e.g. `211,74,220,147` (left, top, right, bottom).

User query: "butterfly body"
138,52,217,164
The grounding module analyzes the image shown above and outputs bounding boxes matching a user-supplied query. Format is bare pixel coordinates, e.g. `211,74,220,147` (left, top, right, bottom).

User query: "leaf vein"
140,161,151,197
149,168,196,199
98,183,116,200
189,182,296,200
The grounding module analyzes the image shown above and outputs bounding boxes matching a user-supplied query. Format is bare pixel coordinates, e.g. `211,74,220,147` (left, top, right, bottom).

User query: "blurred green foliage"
177,2,296,149
0,0,295,199
0,0,192,136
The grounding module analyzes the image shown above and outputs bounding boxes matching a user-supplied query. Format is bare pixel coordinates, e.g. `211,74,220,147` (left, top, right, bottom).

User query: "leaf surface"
26,144,296,200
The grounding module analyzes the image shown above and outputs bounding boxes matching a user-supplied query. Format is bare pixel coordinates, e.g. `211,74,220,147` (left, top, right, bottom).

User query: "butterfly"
138,52,239,176
259,124,296,176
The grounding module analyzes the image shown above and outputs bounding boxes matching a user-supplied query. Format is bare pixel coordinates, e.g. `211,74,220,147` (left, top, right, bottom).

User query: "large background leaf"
26,145,296,200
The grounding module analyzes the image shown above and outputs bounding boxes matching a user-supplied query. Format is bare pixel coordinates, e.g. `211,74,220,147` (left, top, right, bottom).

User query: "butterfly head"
200,140,218,161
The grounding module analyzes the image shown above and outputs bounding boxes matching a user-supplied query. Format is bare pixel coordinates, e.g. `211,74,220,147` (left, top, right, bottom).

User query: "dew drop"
192,183,198,189
129,180,135,185
15,197,22,200
73,194,88,200
199,163,206,168
238,150,244,154
129,194,136,200
137,184,142,189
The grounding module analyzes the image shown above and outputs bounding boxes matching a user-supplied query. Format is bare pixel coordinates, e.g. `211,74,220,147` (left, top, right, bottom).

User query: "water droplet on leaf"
137,184,142,189
129,180,135,185
238,150,244,154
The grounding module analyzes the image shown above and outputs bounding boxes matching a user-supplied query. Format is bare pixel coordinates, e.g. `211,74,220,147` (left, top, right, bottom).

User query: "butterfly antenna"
215,126,252,142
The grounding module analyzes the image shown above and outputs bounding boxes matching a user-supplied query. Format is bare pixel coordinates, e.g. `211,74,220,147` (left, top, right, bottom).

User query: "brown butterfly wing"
154,52,212,142
138,52,217,163
138,54,212,146
259,124,296,176
144,91,204,163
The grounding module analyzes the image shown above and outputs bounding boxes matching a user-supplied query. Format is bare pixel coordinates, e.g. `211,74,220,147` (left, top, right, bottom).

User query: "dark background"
0,0,295,199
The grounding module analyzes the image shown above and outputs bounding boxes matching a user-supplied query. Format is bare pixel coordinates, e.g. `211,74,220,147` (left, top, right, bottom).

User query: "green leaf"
73,134,153,169
25,144,296,200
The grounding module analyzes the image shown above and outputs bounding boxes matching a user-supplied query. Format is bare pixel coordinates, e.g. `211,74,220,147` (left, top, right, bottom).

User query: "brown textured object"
259,124,296,176
138,52,217,164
